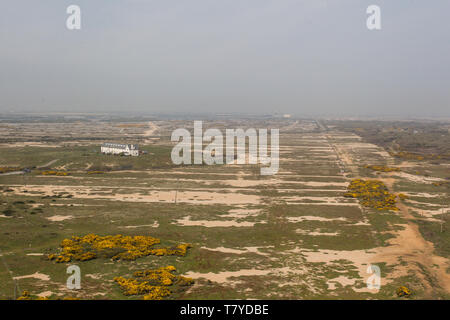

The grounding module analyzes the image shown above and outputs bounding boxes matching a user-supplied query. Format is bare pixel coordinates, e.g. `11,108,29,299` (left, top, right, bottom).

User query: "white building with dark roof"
101,143,139,156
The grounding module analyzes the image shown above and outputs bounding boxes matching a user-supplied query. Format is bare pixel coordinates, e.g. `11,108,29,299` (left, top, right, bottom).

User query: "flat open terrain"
0,117,449,299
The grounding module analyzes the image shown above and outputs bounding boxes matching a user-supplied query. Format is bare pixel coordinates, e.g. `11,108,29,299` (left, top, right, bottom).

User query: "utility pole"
174,178,179,204
14,280,18,300
22,171,28,186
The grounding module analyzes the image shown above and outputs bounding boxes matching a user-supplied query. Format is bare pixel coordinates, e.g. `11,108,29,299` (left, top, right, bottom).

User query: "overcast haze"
1,0,449,117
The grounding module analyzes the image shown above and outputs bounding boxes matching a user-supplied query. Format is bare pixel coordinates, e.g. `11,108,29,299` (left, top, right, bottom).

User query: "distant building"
101,143,139,156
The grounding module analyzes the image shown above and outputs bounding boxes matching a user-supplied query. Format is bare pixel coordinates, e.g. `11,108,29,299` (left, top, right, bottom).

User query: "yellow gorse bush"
87,171,105,175
364,165,400,173
0,167,22,173
47,234,191,262
16,290,49,300
389,151,441,161
344,179,399,211
40,170,69,176
114,266,194,300
397,193,409,200
16,290,32,300
396,286,412,297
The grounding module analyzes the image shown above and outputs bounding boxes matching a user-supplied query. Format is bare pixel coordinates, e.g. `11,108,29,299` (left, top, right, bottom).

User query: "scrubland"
0,117,449,299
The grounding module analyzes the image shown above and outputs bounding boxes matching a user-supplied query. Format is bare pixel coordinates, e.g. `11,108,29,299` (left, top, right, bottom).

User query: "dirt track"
331,133,450,296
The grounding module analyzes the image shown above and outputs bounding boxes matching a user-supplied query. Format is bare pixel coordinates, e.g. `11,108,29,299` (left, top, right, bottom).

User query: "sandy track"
142,121,159,137
372,201,450,294
327,132,450,295
37,159,59,169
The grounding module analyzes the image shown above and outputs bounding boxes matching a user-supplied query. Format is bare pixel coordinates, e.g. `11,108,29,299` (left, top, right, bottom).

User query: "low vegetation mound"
47,234,191,262
114,266,193,300
344,179,399,211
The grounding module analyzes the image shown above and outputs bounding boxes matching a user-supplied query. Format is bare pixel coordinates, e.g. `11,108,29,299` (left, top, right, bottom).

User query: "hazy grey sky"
1,0,449,117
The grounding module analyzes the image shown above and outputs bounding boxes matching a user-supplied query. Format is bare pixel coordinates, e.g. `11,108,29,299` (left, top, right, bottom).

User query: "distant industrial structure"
101,143,140,156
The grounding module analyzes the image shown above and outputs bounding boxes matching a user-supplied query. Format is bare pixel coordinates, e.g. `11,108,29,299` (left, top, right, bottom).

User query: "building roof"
101,143,139,150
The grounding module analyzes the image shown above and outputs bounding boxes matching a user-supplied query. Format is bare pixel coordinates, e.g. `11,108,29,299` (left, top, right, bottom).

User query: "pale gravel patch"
390,172,445,184
296,248,378,282
37,291,53,298
280,196,356,204
296,230,339,236
287,216,348,223
201,246,271,256
298,181,348,187
121,221,159,228
403,192,444,198
201,247,249,254
410,208,448,221
49,203,104,207
350,219,371,226
30,203,44,208
9,185,261,205
404,199,443,207
184,267,301,284
327,276,357,290
174,216,265,228
221,208,262,219
1,142,61,148
46,215,74,222
284,202,360,206
13,272,50,281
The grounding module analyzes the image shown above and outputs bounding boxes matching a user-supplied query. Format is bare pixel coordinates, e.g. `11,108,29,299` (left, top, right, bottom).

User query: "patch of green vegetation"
416,218,450,258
